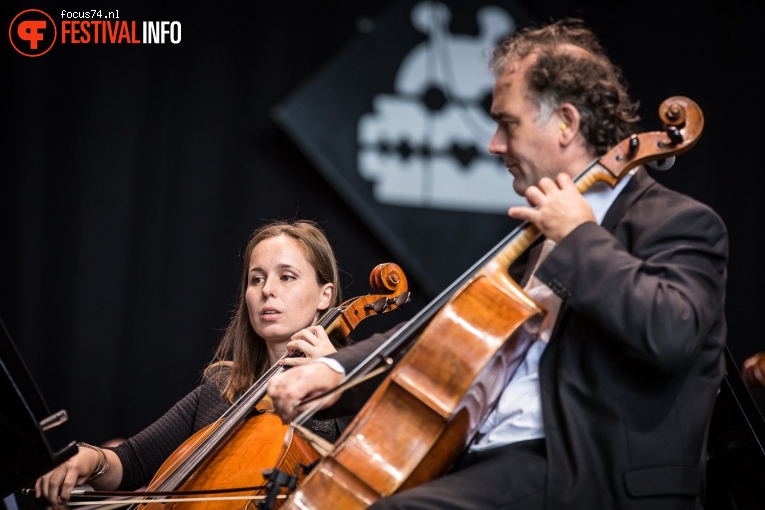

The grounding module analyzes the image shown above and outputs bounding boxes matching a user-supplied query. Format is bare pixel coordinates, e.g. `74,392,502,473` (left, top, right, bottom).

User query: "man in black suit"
269,18,728,510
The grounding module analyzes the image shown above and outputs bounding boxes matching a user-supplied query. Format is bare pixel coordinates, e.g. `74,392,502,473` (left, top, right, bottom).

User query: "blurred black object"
0,317,77,499
705,346,765,509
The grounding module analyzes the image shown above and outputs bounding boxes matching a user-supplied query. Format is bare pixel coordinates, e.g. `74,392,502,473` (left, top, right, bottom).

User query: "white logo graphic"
358,2,524,213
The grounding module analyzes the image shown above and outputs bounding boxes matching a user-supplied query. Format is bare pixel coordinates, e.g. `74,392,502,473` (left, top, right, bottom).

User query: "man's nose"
488,129,506,155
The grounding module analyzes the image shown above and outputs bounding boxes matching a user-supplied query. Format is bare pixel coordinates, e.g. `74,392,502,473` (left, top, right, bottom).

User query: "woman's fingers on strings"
280,356,311,367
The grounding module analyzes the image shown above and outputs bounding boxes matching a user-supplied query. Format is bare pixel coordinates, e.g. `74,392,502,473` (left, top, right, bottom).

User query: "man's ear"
558,103,580,146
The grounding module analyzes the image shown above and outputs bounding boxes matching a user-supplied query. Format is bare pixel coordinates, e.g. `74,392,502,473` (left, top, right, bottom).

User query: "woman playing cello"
34,220,352,508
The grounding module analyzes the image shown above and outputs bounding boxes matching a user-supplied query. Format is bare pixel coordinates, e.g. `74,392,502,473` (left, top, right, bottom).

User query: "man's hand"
508,173,595,242
268,362,345,422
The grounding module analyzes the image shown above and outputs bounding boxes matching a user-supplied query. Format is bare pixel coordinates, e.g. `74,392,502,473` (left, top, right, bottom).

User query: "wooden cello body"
285,271,541,508
279,97,705,509
131,263,410,510
139,414,316,510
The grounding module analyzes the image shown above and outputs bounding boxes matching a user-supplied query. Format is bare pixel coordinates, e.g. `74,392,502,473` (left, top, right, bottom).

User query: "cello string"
145,305,348,490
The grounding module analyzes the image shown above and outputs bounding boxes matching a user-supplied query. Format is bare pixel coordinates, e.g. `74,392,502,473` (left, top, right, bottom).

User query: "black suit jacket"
330,169,728,509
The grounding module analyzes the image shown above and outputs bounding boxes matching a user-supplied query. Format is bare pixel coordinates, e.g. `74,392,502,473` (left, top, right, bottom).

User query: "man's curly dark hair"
490,18,641,155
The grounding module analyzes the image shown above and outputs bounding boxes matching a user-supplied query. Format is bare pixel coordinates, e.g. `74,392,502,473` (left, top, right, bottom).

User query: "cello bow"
57,263,410,510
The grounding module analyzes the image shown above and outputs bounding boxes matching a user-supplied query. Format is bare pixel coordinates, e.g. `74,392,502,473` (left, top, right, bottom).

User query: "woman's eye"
250,275,264,285
281,274,296,282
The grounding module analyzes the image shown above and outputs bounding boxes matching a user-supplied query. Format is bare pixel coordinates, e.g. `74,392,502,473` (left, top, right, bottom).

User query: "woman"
34,219,350,508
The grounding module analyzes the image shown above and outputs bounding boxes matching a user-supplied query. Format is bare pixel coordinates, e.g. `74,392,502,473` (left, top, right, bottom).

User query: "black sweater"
110,369,343,490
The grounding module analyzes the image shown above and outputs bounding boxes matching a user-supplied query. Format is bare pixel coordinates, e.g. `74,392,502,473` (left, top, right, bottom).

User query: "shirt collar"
582,167,637,225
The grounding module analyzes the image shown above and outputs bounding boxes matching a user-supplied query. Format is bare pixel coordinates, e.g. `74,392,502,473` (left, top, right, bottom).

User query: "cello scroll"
326,263,410,338
596,96,704,184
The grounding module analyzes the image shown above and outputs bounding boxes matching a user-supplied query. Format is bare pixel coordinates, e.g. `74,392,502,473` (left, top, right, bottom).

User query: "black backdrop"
3,0,764,455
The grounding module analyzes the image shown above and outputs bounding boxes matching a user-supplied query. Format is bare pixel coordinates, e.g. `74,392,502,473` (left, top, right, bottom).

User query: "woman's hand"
35,444,122,508
34,447,99,509
279,326,336,367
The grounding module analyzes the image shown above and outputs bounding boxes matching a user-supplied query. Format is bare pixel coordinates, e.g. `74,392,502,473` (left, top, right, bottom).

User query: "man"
269,18,728,509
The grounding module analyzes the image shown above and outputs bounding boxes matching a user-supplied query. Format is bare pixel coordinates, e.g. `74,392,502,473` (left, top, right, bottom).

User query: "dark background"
3,0,764,462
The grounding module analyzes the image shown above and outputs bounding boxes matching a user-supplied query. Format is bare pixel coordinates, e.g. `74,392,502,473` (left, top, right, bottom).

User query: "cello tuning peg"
394,292,411,307
627,134,639,157
666,126,683,145
365,297,390,313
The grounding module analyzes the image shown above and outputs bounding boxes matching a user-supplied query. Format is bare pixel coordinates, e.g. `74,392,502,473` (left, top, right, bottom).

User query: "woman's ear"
317,283,333,311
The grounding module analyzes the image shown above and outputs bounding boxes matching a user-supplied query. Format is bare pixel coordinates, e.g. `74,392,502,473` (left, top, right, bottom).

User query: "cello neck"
302,158,632,415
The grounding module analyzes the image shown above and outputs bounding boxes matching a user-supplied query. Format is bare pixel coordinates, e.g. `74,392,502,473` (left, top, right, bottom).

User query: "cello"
275,97,705,509
50,263,409,510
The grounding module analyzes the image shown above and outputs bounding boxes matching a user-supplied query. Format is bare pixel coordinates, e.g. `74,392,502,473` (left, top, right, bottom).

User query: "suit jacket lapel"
600,168,655,233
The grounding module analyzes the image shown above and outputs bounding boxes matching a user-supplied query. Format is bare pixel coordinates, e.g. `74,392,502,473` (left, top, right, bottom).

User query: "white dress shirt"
318,169,637,451
469,169,635,452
